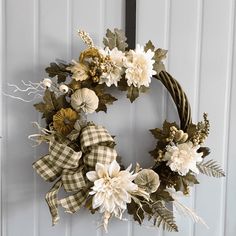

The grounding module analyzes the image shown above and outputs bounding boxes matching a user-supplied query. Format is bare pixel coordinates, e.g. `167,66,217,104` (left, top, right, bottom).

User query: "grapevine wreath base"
10,29,225,232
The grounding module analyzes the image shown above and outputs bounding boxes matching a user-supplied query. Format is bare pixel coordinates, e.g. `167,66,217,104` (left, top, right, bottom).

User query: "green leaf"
163,120,179,134
153,48,168,74
151,201,178,232
127,200,145,225
45,62,72,83
149,147,162,162
34,89,57,115
33,102,46,113
198,147,211,158
174,173,199,193
117,77,129,91
44,89,57,109
127,85,139,103
144,40,155,52
150,128,166,140
150,120,179,140
94,84,118,113
103,28,128,52
100,93,117,105
187,123,198,139
197,160,225,178
56,94,70,110
183,173,200,185
96,93,118,113
139,85,149,94
151,189,174,202
33,90,69,124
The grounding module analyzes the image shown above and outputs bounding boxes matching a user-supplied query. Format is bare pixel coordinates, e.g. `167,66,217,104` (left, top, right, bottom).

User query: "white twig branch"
3,80,46,102
2,91,43,102
8,80,45,94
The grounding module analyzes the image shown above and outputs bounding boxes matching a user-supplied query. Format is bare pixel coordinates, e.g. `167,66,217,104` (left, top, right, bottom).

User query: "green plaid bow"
33,124,117,225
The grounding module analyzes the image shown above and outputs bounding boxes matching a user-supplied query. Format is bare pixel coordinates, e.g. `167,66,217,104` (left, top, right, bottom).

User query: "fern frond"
197,159,225,178
151,201,178,232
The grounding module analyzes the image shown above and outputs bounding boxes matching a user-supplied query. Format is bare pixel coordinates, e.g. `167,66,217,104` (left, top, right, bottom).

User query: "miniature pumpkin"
71,88,99,114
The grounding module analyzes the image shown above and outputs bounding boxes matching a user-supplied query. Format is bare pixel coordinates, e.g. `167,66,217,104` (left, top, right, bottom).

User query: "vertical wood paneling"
195,0,233,236
1,0,236,236
69,1,130,236
37,1,69,236
221,0,236,236
0,0,6,235
163,1,200,236
135,0,166,169
33,0,39,235
5,0,37,235
135,1,168,235
70,1,103,235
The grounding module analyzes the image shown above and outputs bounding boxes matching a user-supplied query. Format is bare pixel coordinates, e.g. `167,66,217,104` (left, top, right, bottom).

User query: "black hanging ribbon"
125,0,136,50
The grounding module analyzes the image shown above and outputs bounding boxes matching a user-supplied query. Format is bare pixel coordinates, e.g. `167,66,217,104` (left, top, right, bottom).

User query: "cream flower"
86,160,142,231
99,47,125,87
124,44,156,88
67,60,89,81
164,142,203,176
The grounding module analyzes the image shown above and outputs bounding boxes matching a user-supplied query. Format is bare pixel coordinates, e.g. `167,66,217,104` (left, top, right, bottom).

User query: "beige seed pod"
181,133,188,142
174,130,184,142
134,169,160,193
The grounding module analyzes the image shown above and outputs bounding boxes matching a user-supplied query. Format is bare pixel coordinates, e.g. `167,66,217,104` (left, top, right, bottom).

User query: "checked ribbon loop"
33,124,117,225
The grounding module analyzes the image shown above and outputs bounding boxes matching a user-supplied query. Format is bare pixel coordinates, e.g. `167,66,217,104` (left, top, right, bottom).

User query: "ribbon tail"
45,180,62,226
59,189,88,214
62,167,87,192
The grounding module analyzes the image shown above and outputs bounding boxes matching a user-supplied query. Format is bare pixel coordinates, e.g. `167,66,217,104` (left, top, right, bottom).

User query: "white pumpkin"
70,88,99,114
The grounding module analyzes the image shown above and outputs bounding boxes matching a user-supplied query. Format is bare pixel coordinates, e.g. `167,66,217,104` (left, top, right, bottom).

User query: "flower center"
64,118,73,125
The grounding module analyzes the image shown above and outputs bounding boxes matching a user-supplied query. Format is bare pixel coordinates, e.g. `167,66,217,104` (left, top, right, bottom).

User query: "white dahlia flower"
164,142,203,176
86,160,148,231
99,47,125,87
124,44,156,88
67,60,89,81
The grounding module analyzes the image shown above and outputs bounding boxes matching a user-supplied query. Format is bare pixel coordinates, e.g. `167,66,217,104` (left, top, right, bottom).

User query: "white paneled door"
1,0,236,236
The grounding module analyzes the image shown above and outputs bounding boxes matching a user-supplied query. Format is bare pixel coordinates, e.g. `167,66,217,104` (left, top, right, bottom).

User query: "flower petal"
95,163,108,178
108,160,120,177
104,197,116,213
125,163,132,172
86,171,98,182
92,192,105,209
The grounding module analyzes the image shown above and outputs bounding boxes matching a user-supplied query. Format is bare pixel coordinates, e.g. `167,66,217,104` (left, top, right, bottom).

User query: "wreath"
9,29,225,232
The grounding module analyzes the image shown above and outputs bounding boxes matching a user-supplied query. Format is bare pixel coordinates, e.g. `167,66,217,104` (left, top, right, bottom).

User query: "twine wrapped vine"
155,71,192,131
